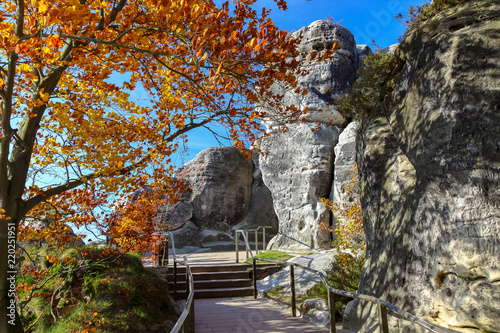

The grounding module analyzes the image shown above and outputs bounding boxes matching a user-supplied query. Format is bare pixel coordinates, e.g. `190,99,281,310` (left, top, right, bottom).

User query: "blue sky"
255,0,427,47
182,0,427,162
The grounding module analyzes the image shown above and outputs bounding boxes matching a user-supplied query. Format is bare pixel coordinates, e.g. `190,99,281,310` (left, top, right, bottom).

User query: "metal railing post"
252,258,257,299
235,230,239,263
262,227,266,252
379,304,389,333
328,289,336,333
254,229,258,255
174,261,178,300
290,264,296,317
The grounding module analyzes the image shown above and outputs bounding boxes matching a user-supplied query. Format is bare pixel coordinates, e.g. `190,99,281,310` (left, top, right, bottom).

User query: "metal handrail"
276,231,323,252
234,226,272,263
167,232,195,333
239,235,459,333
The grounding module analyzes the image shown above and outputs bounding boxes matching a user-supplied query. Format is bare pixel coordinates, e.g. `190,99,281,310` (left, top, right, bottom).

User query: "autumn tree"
0,0,306,331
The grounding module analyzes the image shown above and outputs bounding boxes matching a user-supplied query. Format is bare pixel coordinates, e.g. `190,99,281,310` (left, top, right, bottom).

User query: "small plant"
263,253,365,319
396,0,471,40
320,164,365,258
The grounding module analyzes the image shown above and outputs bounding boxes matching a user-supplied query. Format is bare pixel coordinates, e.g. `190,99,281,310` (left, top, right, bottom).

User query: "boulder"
258,253,337,295
156,201,193,231
170,221,200,249
262,20,360,127
259,123,340,250
345,2,500,332
175,147,253,230
301,298,330,327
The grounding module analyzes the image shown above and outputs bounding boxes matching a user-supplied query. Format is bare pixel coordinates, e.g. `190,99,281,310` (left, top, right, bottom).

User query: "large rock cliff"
345,2,500,332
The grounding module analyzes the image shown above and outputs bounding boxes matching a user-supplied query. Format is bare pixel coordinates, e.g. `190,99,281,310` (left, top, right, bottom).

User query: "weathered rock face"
345,2,500,332
331,121,358,204
259,21,368,251
264,20,361,126
231,153,279,233
176,147,253,230
259,123,340,250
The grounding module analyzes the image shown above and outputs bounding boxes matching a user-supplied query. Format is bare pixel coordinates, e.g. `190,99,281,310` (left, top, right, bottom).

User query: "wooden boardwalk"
171,252,353,333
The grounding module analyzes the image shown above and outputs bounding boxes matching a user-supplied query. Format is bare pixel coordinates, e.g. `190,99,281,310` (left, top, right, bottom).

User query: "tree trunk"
0,215,25,333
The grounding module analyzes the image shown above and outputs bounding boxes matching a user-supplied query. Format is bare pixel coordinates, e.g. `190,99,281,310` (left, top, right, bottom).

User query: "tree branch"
23,109,228,212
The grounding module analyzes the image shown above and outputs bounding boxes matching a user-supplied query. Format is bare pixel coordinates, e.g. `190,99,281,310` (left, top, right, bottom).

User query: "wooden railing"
166,232,195,333
238,231,460,333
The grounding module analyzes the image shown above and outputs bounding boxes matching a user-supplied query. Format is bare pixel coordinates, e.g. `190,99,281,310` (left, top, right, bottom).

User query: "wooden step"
170,286,254,299
165,262,282,299
169,278,252,290
167,263,276,273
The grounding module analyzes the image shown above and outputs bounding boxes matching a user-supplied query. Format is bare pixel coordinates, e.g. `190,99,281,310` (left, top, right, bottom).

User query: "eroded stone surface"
345,2,500,331
259,123,340,250
263,20,363,126
176,147,253,230
258,253,337,295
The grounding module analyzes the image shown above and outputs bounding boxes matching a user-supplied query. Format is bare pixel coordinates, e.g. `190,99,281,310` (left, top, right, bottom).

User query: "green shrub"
337,50,397,120
263,253,365,320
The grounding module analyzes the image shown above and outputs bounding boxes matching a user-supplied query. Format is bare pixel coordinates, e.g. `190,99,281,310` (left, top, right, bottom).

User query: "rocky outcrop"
331,121,358,204
345,2,500,332
149,146,280,252
263,20,361,126
176,147,253,231
258,253,338,295
259,123,340,250
259,20,368,250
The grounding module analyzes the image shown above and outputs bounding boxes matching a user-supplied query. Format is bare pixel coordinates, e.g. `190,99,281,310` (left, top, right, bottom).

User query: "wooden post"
173,261,178,300
185,269,190,299
253,258,257,299
328,289,336,333
378,304,389,333
290,264,296,317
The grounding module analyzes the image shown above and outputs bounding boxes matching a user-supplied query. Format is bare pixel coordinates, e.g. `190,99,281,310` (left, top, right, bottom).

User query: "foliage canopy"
0,0,306,331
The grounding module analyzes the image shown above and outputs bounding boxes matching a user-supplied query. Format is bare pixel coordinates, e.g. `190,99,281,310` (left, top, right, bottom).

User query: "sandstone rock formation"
345,2,500,332
149,146,279,252
259,20,368,250
175,147,253,231
259,123,340,250
263,20,360,126
331,121,358,204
